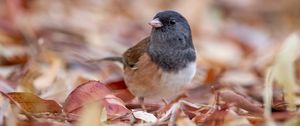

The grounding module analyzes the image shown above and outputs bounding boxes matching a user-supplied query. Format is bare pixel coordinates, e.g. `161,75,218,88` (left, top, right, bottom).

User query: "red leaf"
63,81,130,120
106,79,127,90
113,89,135,102
106,79,135,102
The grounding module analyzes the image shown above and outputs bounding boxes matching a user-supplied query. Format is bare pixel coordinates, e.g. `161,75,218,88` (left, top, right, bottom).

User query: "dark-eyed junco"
97,10,196,107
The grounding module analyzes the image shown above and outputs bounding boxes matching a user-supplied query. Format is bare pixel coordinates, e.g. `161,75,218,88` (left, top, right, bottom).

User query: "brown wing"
123,37,150,68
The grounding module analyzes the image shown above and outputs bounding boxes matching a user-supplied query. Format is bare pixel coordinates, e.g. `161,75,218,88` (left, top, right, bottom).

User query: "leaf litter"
1,0,300,126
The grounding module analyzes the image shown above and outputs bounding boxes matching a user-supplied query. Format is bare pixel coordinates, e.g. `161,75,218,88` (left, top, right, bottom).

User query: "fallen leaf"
219,90,263,115
2,92,62,114
63,81,130,121
113,89,135,103
132,110,157,123
106,79,135,102
104,94,131,116
0,54,28,66
106,79,127,90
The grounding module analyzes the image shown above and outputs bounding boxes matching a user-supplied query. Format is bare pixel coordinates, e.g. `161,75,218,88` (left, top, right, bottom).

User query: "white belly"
154,62,197,99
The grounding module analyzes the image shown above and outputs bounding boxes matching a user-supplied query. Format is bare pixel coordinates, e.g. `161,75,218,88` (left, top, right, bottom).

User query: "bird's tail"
87,57,124,64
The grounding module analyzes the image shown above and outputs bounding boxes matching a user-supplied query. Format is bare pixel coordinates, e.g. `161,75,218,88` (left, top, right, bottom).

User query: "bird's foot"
156,100,204,126
158,102,181,126
156,94,187,117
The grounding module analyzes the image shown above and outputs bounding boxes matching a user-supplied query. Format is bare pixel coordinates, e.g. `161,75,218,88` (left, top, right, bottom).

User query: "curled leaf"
219,90,263,115
63,81,130,121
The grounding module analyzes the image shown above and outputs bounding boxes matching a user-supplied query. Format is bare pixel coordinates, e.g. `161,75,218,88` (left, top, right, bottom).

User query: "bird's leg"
159,100,204,125
156,93,187,117
156,98,171,117
138,97,146,111
158,101,181,125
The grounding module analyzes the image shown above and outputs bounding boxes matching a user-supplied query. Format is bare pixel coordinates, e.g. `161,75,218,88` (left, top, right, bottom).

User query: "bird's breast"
124,53,196,99
158,62,196,99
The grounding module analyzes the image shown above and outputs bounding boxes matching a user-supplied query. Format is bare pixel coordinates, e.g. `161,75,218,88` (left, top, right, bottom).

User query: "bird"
95,10,196,109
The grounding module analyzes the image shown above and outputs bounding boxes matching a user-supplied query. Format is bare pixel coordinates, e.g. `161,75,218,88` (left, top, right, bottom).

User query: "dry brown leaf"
1,0,300,125
219,90,263,115
0,54,28,66
2,92,62,114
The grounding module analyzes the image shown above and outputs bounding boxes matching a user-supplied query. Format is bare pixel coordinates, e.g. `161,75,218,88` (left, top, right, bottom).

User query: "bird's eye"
169,20,176,25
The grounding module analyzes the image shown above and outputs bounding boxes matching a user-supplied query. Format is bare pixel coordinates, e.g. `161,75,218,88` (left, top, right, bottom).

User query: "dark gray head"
149,11,192,47
148,10,196,72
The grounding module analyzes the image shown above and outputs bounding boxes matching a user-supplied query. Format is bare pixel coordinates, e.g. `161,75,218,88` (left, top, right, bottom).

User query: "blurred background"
1,0,300,110
1,0,300,125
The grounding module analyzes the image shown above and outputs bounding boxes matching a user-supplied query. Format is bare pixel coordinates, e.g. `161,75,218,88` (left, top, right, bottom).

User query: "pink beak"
148,18,163,28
